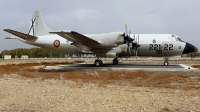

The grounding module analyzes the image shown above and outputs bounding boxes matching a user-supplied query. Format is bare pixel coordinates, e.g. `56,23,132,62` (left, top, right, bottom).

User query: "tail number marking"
149,44,161,50
164,44,173,50
149,44,173,50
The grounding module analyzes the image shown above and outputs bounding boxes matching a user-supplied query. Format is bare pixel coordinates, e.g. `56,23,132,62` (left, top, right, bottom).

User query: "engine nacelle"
89,32,125,47
96,44,127,58
105,32,124,45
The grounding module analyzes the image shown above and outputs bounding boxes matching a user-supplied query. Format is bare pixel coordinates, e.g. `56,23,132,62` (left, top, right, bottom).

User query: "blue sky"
1,0,200,52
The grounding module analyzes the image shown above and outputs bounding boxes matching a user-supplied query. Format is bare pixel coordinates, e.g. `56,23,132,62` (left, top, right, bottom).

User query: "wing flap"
4,29,37,40
72,43,93,53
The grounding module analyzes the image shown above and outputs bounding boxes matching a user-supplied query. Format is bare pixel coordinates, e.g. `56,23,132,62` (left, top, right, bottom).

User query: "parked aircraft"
4,10,195,67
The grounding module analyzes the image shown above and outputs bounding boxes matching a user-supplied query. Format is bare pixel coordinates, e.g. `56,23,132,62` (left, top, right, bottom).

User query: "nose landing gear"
163,58,169,66
163,61,169,66
94,58,119,67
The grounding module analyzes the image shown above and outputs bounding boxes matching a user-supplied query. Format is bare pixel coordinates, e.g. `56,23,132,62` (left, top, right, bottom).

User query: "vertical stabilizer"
28,10,53,36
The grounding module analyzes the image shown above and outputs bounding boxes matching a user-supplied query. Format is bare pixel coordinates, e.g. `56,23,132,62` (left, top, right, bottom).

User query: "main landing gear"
94,59,103,67
94,58,119,67
113,58,119,65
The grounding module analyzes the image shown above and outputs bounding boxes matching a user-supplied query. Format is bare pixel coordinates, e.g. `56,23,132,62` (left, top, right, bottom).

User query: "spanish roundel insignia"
53,40,60,48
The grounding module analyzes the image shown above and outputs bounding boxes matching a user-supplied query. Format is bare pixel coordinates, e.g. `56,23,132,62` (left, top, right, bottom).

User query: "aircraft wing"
50,31,101,53
50,31,100,45
4,29,37,40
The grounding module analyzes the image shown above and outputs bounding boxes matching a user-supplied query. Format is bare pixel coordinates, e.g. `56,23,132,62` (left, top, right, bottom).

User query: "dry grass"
0,61,75,75
0,64,20,74
1,60,200,111
192,65,200,69
20,71,35,78
30,69,199,90
41,74,60,80
0,62,200,90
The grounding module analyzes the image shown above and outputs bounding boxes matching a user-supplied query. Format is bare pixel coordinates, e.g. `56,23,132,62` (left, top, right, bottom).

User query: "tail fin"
28,10,53,36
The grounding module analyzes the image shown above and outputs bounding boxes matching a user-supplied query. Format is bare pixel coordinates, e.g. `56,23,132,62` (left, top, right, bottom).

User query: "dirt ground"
0,59,200,111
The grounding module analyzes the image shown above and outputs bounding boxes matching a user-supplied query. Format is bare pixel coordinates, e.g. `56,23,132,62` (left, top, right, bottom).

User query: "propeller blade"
124,23,128,35
129,30,131,37
124,23,127,28
123,23,135,55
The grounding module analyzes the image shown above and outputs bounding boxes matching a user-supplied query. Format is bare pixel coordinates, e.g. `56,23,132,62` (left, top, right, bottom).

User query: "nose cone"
182,42,195,54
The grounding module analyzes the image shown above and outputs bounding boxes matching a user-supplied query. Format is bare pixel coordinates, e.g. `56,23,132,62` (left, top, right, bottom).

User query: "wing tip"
3,29,10,32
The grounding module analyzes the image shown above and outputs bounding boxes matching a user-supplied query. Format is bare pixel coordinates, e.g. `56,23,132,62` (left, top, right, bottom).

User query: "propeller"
132,34,140,56
124,24,140,56
124,24,133,54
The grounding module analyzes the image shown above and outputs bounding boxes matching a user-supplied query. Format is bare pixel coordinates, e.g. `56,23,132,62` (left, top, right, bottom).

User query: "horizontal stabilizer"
4,29,37,40
5,36,18,39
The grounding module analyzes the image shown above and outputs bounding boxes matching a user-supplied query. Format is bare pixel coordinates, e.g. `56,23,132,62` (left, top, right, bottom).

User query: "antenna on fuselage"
28,18,36,35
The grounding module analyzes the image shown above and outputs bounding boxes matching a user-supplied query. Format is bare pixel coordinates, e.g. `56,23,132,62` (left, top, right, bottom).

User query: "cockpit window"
171,35,184,42
177,38,184,42
172,35,178,41
172,35,176,37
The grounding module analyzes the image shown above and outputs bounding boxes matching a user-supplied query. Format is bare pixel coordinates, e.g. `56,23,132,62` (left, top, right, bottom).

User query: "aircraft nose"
182,42,195,54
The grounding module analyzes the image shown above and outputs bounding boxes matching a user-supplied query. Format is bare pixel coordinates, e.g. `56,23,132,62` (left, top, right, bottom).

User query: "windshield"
177,38,184,42
172,35,184,42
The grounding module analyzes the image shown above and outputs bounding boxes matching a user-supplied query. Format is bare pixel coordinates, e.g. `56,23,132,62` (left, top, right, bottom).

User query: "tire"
163,62,169,66
100,60,103,65
113,59,118,65
94,60,102,67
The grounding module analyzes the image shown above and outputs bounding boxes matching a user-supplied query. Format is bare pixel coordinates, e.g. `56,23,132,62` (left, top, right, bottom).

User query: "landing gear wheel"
163,61,169,66
113,59,119,65
94,60,103,67
100,60,103,65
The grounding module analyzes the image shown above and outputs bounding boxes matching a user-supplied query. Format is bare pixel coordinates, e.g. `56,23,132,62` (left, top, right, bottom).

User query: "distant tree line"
0,47,199,59
0,48,66,58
